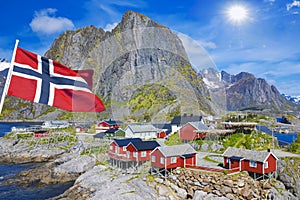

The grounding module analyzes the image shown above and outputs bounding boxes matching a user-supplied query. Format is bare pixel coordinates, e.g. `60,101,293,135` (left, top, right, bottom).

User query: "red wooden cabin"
179,121,208,141
150,144,197,169
126,140,160,162
107,138,142,161
96,119,120,132
223,147,278,178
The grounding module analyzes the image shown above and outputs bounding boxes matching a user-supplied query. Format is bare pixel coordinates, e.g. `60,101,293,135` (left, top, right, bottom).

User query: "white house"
124,124,158,139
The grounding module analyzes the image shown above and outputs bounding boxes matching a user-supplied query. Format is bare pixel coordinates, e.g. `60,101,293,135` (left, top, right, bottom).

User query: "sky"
1,0,300,96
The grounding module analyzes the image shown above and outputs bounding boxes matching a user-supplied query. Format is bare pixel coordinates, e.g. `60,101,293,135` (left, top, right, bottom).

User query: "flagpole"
0,39,19,114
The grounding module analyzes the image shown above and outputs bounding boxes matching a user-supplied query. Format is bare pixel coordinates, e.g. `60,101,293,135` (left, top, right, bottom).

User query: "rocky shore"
0,136,299,200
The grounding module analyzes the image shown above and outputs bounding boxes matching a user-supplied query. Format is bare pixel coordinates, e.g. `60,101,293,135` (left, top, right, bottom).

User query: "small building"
126,140,160,162
34,130,50,138
124,124,158,139
107,138,159,171
108,138,142,159
96,119,121,133
153,124,172,138
75,124,91,133
170,114,203,133
104,128,125,138
223,147,278,179
150,144,197,177
179,121,209,141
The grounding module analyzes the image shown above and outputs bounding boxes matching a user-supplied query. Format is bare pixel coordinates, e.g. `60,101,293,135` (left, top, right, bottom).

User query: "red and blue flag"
7,47,105,112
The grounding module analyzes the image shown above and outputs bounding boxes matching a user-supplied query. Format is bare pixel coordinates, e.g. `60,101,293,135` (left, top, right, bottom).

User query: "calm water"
0,122,73,200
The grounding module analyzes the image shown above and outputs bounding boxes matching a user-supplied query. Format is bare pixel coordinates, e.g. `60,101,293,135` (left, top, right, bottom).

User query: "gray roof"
222,147,278,162
188,121,208,130
171,115,202,126
127,124,158,133
157,144,197,157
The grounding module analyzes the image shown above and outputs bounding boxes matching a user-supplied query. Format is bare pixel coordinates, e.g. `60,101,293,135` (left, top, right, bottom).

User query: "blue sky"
1,0,300,96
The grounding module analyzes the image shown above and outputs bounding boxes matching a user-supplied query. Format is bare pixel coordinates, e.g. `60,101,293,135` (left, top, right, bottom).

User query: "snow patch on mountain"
282,94,300,105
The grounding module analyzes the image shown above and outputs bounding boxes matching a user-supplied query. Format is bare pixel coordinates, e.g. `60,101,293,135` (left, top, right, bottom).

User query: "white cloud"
286,0,300,11
30,8,74,35
104,22,118,31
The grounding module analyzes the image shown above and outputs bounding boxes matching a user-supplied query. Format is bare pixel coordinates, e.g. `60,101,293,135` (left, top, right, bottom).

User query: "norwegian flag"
7,47,105,112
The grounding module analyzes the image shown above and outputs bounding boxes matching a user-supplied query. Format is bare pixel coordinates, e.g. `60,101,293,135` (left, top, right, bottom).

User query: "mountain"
2,10,214,121
282,94,300,105
200,68,300,112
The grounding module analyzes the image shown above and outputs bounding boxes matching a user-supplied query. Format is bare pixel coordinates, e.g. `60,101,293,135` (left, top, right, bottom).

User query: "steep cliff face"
44,10,213,121
200,68,300,112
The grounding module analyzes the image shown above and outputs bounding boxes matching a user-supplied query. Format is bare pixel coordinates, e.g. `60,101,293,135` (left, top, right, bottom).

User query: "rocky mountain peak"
112,10,167,33
201,68,300,112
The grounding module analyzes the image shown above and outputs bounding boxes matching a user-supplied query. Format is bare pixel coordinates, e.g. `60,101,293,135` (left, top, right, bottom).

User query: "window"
127,151,130,158
141,151,146,157
264,161,269,169
133,152,137,158
110,146,113,150
250,160,257,168
151,156,156,162
171,157,177,164
160,157,165,164
123,146,126,151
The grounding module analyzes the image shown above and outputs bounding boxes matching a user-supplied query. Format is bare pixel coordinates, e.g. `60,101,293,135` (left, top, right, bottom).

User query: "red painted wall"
242,160,263,174
157,131,166,138
126,144,152,162
151,149,196,169
230,159,240,169
179,124,197,141
151,149,165,168
264,154,277,173
97,122,120,130
185,155,196,166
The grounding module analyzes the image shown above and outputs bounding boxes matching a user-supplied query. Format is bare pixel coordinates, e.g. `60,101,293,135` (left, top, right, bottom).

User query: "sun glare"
226,5,248,24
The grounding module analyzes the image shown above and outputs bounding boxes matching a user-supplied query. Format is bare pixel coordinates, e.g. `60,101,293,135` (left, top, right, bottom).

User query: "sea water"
0,122,73,200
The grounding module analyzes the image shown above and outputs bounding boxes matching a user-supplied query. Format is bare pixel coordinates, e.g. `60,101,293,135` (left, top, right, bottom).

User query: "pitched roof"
113,138,142,147
94,132,106,138
104,128,121,133
188,121,208,130
127,124,158,133
222,147,278,162
129,140,160,151
101,119,122,126
171,115,202,126
156,144,197,157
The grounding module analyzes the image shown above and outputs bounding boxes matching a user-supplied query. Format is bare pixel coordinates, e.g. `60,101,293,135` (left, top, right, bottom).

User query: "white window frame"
151,156,156,162
249,160,257,168
171,157,177,164
133,152,137,158
141,151,146,157
127,151,130,158
160,157,165,164
123,146,126,151
110,146,113,150
264,161,269,169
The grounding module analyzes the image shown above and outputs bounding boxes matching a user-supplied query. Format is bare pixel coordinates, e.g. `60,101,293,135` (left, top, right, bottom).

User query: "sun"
226,5,248,24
